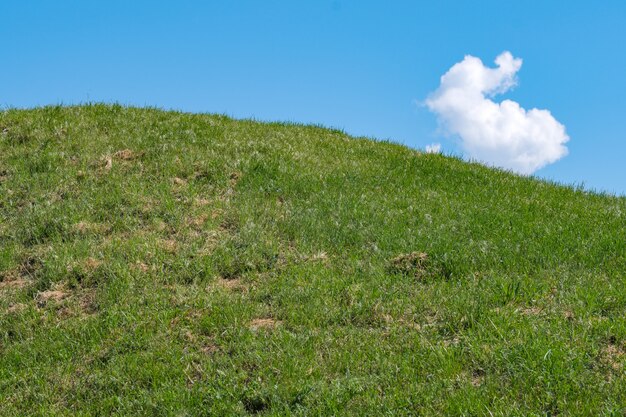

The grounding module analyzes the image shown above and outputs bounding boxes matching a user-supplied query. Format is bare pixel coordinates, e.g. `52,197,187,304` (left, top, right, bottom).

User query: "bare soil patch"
601,341,625,371
132,261,151,273
519,307,542,316
83,257,103,271
159,239,178,253
74,221,111,235
114,149,143,161
0,277,29,289
388,252,429,278
7,303,27,314
217,277,247,292
249,318,280,330
173,177,188,186
229,171,241,186
194,197,211,206
37,290,68,307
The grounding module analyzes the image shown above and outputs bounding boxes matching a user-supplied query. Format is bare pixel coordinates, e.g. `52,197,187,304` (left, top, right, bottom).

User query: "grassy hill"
1,105,625,416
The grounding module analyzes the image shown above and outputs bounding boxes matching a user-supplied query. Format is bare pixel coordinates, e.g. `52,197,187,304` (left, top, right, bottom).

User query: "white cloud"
425,143,441,153
425,51,569,174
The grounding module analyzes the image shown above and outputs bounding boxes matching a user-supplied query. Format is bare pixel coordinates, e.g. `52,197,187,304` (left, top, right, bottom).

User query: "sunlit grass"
1,104,625,415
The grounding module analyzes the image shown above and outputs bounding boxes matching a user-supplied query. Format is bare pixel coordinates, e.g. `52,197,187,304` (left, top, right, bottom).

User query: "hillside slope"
1,105,625,416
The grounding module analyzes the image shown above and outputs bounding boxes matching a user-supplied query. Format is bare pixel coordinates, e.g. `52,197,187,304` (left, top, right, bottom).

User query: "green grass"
1,104,625,416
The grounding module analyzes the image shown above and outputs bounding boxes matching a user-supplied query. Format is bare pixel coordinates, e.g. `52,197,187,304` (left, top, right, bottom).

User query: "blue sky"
2,1,625,195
